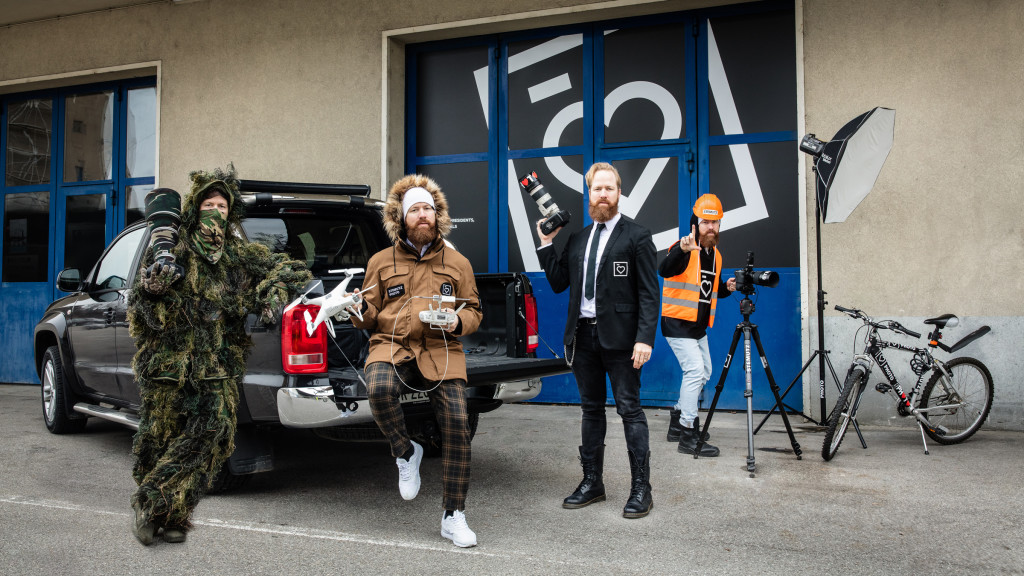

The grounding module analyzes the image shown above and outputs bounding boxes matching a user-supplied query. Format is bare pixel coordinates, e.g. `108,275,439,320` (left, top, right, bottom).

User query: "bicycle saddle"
924,313,959,328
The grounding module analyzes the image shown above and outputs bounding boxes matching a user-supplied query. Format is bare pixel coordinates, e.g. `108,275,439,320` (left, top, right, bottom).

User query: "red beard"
407,221,437,247
588,199,619,223
699,229,719,249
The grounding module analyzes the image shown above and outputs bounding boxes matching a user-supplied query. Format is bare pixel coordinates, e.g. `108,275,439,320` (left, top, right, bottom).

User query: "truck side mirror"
56,268,82,292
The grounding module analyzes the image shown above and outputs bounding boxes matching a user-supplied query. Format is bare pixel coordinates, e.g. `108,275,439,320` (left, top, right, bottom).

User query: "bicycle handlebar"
837,305,922,338
887,321,921,339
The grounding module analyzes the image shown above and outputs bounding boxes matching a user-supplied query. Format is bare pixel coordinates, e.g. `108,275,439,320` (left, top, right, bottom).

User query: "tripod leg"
754,350,818,434
743,327,756,472
750,326,803,459
695,325,742,460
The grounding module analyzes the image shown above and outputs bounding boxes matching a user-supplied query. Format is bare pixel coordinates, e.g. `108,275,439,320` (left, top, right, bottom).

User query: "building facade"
1,0,1020,428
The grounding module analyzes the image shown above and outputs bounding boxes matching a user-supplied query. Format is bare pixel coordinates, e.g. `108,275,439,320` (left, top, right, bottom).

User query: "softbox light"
814,107,895,223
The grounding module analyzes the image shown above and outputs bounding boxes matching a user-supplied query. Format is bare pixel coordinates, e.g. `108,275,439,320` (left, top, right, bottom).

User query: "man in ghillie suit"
126,165,311,545
345,174,482,547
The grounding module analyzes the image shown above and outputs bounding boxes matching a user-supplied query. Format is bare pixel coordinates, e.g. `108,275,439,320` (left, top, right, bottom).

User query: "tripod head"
739,295,755,319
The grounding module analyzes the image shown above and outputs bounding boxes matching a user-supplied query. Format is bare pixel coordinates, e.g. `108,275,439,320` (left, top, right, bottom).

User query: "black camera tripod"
694,294,803,474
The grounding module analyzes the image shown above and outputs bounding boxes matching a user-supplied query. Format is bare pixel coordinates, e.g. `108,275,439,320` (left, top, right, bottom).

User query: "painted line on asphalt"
1,495,576,565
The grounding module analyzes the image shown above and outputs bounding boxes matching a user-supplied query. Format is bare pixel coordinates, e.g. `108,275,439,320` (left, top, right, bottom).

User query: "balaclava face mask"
192,208,227,264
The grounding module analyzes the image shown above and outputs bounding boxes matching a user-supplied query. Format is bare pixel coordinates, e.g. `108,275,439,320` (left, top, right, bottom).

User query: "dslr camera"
519,171,571,235
733,251,779,295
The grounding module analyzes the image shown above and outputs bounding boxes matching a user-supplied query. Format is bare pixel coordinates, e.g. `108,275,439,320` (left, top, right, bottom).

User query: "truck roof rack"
238,180,371,196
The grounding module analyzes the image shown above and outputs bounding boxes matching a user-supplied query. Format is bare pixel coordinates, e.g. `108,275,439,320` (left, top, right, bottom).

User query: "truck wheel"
207,467,251,494
413,412,479,458
40,346,87,434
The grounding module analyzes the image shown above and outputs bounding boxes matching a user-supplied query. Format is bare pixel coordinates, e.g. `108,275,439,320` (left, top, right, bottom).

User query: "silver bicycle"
822,305,993,461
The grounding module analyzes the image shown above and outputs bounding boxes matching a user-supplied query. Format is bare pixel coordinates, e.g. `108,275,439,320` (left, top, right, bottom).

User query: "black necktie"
585,223,605,301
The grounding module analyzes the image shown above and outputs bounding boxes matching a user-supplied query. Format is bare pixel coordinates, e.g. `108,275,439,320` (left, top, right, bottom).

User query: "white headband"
402,186,435,218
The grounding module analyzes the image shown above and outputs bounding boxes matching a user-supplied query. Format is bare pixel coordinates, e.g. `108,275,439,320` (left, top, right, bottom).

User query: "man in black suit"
535,162,659,519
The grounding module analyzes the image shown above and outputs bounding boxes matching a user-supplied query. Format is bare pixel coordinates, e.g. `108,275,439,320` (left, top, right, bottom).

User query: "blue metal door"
0,79,155,383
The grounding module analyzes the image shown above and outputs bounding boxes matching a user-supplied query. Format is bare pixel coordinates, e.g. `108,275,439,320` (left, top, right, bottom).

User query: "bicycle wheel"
822,366,867,461
919,357,993,444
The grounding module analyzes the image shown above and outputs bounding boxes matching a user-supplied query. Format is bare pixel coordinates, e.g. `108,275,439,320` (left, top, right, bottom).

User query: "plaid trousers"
365,361,471,511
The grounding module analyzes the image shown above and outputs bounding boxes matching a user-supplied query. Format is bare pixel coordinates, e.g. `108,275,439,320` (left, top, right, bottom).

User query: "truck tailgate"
465,355,569,387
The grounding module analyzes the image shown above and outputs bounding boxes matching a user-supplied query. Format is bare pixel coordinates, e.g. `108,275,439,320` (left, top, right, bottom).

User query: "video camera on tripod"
733,251,780,296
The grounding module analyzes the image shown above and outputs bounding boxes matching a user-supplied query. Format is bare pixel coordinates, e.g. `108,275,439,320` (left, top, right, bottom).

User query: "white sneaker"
396,441,423,500
441,510,477,548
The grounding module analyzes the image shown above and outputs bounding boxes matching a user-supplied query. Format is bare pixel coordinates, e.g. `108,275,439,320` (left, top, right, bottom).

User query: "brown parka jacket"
352,175,482,382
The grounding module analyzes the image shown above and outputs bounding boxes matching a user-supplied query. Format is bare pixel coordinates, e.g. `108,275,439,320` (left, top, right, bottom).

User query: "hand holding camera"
520,171,571,239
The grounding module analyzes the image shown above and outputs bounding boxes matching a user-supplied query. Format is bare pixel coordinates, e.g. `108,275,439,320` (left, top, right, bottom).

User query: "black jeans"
570,321,650,460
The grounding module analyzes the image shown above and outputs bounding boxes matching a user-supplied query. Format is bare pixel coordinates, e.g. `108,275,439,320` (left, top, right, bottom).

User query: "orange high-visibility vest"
661,244,722,327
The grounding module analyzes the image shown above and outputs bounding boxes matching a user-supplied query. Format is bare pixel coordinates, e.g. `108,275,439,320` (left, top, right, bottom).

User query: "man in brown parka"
348,174,482,547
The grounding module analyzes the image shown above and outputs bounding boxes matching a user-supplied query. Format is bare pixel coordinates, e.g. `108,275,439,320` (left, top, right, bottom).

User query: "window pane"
5,98,53,186
507,156,583,272
415,47,490,157
603,23,687,144
414,162,489,272
708,12,796,136
709,142,798,267
507,34,584,151
3,191,50,282
65,193,107,275
612,157,679,254
93,227,144,291
126,87,156,179
125,184,153,227
64,91,114,182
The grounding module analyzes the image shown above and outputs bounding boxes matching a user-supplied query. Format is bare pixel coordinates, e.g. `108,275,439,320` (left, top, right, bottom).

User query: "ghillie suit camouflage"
127,165,310,541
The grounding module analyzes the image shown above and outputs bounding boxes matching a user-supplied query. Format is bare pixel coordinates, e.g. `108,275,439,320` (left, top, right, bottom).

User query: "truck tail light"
281,304,327,374
524,293,539,353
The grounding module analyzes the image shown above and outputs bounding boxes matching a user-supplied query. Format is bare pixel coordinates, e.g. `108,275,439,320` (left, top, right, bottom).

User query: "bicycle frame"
854,325,962,453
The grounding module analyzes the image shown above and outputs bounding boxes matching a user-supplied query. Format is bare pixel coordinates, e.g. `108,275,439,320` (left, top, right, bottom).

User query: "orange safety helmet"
692,194,723,220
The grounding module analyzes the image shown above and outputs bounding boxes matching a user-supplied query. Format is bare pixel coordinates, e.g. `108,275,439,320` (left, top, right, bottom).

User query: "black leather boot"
677,423,719,456
562,445,606,509
666,409,683,442
693,416,711,442
623,449,652,518
669,412,710,442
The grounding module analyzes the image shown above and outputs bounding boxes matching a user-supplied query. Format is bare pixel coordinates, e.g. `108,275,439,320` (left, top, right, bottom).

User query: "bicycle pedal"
874,383,891,394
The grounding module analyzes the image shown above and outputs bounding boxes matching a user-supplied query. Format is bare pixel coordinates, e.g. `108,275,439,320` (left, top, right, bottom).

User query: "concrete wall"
801,0,1023,427
2,0,1020,427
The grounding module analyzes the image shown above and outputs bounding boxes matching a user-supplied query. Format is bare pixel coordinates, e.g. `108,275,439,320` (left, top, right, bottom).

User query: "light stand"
755,108,894,433
754,166,840,430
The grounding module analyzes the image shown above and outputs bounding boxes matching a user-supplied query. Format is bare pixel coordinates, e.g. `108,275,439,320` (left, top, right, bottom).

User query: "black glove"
139,258,183,294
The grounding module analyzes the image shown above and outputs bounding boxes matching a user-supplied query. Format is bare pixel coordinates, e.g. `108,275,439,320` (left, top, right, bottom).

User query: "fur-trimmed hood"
180,163,245,236
382,174,452,245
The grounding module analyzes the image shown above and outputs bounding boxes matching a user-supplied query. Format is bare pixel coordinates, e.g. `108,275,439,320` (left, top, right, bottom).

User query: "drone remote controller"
419,294,466,329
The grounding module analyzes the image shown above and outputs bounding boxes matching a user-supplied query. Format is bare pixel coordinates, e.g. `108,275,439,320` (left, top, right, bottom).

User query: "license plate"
399,391,430,404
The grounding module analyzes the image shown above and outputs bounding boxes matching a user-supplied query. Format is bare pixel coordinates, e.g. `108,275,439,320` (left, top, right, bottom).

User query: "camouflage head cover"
180,163,244,263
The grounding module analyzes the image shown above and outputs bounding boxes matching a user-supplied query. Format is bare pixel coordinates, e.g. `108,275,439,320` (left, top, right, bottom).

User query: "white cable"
387,294,469,393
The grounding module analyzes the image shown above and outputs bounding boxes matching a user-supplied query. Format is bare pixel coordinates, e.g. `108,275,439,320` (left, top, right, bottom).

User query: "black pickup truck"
32,181,568,490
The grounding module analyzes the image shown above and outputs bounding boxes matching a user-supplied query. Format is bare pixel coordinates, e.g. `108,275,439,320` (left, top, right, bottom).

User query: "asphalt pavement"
0,383,1021,575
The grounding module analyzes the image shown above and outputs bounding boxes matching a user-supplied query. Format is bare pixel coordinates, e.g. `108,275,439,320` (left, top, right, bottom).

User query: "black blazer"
539,215,659,350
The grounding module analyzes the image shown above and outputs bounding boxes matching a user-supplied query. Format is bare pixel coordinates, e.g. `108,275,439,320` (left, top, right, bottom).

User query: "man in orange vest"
659,194,736,456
